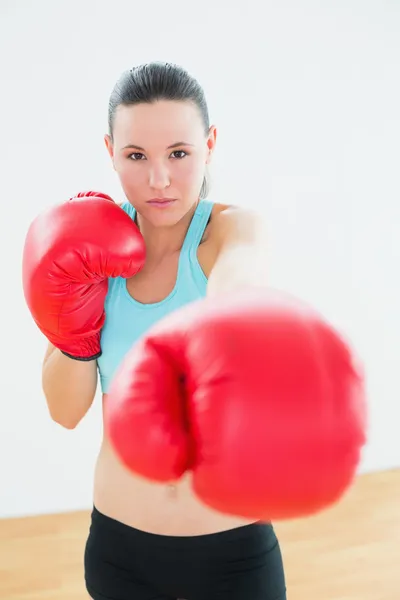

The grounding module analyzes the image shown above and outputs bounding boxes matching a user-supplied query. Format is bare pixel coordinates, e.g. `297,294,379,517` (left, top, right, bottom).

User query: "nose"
148,162,170,190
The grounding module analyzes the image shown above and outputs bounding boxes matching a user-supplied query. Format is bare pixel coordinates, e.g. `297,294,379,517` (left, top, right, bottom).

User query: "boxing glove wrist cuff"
55,332,102,362
61,350,102,362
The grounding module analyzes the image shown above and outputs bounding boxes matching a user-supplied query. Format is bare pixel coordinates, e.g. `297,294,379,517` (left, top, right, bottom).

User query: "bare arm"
207,206,268,297
42,343,98,429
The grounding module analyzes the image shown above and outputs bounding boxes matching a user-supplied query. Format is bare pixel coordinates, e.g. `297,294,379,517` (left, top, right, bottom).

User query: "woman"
36,63,287,599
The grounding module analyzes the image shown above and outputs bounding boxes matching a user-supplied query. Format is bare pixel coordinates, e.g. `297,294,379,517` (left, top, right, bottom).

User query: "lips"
147,198,176,207
147,198,176,203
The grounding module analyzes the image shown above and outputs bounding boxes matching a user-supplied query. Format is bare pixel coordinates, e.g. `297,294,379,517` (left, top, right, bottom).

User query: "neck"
136,202,198,260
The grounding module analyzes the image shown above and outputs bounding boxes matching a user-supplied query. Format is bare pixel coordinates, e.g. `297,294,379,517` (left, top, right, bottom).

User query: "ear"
104,134,116,169
206,125,217,164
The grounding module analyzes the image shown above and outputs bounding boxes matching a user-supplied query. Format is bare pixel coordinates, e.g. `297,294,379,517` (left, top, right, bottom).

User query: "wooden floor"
0,469,399,600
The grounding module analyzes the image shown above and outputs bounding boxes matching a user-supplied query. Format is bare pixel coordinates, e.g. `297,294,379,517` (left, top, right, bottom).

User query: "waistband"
91,505,272,550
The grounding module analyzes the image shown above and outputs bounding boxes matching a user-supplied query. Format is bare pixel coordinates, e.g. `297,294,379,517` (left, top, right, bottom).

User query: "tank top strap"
181,199,214,256
120,200,136,219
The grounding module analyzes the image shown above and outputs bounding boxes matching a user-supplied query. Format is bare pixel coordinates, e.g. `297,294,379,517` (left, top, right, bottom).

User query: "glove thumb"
104,331,192,482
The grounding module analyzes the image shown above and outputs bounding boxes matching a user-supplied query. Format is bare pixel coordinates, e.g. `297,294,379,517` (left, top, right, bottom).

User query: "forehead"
112,100,204,146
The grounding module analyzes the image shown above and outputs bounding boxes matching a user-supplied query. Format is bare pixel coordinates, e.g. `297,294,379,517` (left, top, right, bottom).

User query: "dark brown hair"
108,62,211,198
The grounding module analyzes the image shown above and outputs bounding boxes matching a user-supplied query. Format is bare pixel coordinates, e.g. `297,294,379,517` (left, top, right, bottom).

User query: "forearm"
42,345,98,429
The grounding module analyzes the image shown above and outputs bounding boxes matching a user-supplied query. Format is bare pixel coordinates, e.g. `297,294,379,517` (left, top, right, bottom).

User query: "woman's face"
105,100,216,227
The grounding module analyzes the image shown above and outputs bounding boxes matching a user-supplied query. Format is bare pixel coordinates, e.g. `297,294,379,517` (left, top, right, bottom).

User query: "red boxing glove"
105,288,367,521
22,191,146,360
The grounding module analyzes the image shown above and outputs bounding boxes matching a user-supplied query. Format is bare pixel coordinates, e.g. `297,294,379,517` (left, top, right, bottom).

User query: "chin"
140,200,197,227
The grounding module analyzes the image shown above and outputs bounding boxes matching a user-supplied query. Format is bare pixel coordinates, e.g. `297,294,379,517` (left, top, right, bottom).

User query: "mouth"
146,198,177,208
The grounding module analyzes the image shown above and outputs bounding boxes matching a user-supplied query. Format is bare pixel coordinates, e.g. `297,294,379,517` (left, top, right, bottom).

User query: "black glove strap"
61,350,102,362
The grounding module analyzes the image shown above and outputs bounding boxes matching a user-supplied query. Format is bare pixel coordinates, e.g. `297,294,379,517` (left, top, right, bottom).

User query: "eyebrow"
121,141,195,151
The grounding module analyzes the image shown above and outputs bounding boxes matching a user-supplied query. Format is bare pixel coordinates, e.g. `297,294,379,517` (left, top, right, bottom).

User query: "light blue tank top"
98,199,214,393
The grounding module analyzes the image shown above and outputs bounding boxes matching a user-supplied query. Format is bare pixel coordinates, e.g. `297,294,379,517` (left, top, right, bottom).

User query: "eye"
128,152,146,161
171,150,187,159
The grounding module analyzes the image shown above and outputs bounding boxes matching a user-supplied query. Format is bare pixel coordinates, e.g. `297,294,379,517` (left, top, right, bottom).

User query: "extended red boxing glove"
22,192,145,360
105,288,367,521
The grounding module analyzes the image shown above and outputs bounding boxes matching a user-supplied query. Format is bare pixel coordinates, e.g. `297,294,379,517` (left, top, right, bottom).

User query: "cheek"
174,159,204,188
116,161,145,189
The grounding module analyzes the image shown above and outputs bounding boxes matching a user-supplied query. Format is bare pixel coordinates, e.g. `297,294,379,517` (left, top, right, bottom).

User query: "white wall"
1,0,399,518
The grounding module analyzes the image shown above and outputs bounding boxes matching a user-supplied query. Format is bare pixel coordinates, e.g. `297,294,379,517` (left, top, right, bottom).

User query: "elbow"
43,389,94,430
58,418,81,430
51,412,82,430
47,403,86,429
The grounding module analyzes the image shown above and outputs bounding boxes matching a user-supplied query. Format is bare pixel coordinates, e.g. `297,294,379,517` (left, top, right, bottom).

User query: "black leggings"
84,506,287,600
